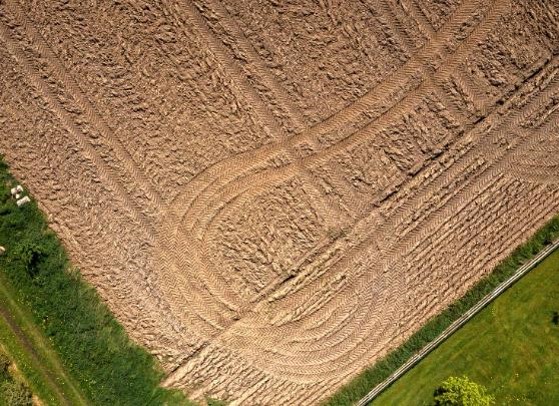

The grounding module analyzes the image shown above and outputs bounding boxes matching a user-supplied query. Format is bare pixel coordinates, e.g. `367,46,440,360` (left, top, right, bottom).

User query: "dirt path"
0,279,89,406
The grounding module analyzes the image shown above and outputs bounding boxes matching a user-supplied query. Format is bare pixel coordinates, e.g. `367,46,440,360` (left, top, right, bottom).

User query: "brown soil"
1,0,558,404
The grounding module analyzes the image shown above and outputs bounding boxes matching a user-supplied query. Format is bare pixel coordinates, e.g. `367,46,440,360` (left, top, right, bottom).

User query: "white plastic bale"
16,196,31,207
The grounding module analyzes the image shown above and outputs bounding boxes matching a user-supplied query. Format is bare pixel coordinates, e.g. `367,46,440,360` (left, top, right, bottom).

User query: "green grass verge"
0,157,193,405
324,214,559,406
0,320,46,405
0,347,34,405
0,277,86,405
0,317,55,405
374,246,559,405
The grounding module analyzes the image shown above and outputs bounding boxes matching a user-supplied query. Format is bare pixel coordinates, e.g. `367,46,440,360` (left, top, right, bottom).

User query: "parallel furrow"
403,0,436,38
379,62,559,254
162,0,500,237
172,0,345,229
374,0,421,53
167,0,508,240
4,0,163,211
0,21,155,237
192,0,308,132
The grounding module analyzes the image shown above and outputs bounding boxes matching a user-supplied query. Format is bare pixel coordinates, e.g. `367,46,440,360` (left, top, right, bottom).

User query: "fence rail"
356,239,559,406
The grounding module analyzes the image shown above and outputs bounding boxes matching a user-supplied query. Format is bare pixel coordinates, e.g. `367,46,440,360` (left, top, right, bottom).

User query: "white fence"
356,239,559,406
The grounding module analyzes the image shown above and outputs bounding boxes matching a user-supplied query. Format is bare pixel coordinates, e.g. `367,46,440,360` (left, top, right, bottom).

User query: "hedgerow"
0,157,192,405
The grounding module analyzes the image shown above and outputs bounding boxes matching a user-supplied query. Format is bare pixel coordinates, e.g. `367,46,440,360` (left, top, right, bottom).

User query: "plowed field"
1,0,558,404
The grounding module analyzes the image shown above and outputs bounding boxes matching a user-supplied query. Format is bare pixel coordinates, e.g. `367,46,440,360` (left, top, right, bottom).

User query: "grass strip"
0,314,59,405
0,274,87,405
0,157,192,405
374,248,559,404
0,346,34,406
324,214,559,405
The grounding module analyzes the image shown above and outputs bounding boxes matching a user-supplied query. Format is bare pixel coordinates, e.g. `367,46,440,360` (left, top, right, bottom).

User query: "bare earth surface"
1,0,559,404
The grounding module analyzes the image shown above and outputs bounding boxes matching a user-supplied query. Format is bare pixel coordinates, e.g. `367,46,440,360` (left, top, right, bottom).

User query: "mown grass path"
374,248,559,405
357,239,559,405
0,272,88,405
325,216,559,406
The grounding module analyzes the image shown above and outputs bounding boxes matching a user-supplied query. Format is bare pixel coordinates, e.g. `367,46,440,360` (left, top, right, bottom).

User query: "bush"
0,380,33,406
433,376,494,406
13,241,46,278
0,352,10,380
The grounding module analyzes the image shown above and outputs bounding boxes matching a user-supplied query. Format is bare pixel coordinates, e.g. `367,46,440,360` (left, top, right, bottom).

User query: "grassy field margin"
324,214,559,405
0,274,86,405
0,157,192,405
374,247,559,404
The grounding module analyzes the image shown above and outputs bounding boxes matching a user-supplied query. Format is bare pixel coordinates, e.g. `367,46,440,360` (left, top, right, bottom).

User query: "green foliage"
0,157,192,405
325,215,559,405
0,380,33,406
0,350,33,406
207,398,228,406
0,353,9,381
13,241,46,278
433,376,494,406
376,248,559,404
